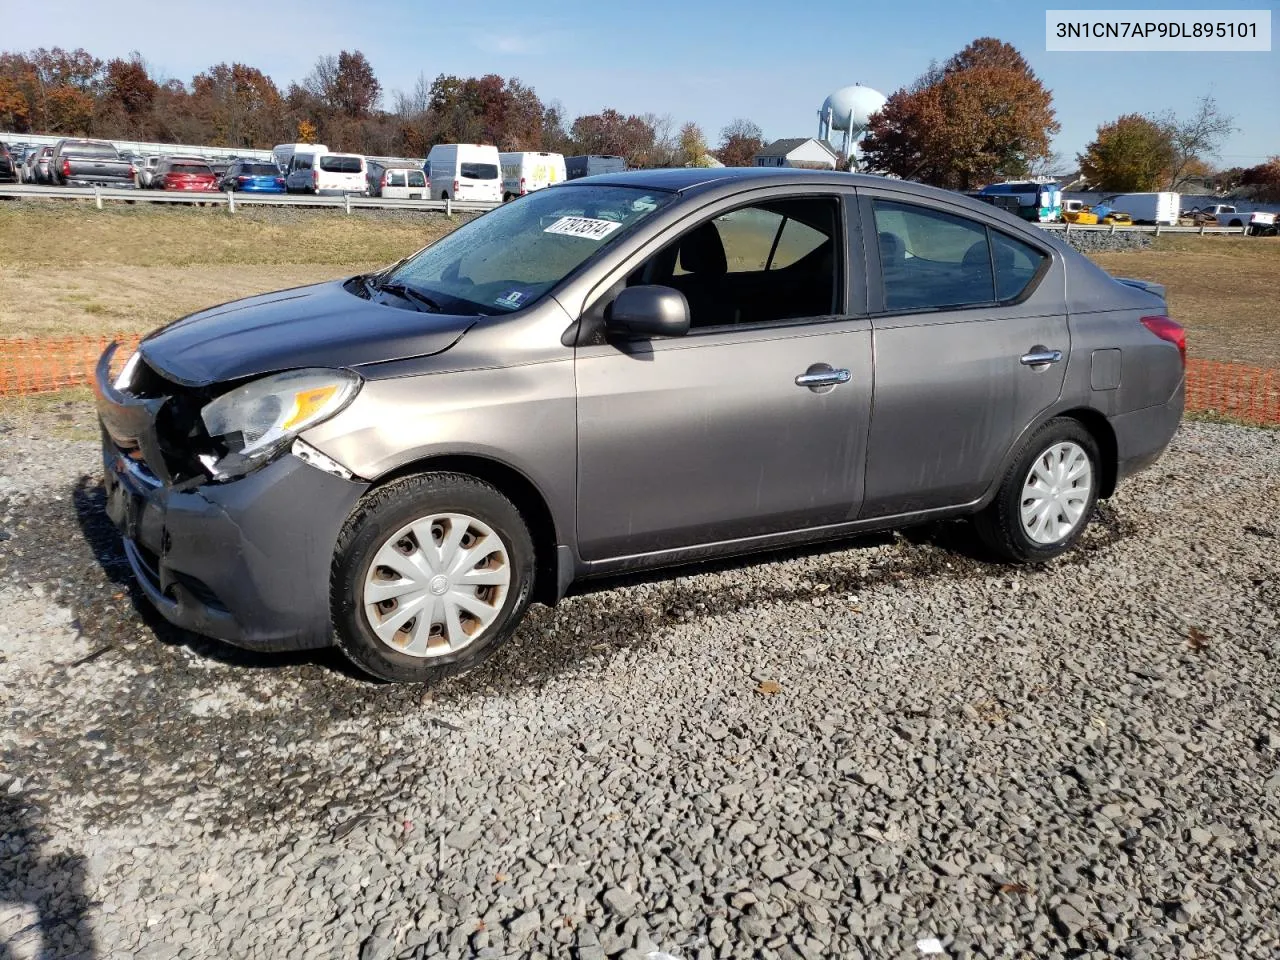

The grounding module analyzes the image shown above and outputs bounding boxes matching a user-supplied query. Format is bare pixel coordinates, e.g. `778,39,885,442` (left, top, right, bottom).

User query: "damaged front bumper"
95,347,369,652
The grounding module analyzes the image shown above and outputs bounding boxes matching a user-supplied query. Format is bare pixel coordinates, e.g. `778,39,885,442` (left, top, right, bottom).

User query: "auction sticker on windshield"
543,216,624,240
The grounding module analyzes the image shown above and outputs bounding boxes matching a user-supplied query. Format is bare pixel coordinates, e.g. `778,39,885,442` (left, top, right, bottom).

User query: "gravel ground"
1,406,1278,960
1058,231,1154,254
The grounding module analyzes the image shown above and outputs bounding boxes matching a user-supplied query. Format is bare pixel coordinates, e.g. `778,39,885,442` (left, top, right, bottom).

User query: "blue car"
220,160,286,193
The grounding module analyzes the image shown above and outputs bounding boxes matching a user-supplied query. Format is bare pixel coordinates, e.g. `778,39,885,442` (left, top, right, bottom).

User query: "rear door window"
991,231,1048,301
873,200,995,311
320,155,363,174
407,171,426,187
388,171,406,187
461,162,499,180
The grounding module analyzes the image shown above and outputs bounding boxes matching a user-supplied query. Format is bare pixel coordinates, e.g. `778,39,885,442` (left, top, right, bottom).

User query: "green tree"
1078,114,1175,191
678,122,709,166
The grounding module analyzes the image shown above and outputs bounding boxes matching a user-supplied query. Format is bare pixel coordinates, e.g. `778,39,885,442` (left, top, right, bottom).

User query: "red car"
154,158,218,192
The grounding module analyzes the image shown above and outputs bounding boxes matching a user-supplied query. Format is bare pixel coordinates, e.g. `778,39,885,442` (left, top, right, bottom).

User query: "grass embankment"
0,204,1275,369
0,203,458,339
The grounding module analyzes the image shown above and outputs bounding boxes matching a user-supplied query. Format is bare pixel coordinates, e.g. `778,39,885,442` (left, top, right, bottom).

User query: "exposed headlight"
200,368,361,479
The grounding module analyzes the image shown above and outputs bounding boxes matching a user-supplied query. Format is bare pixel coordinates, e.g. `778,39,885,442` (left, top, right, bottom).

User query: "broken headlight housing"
200,368,361,480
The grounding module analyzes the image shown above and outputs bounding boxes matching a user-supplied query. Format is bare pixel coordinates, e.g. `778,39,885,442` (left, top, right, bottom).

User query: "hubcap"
1020,441,1093,545
362,513,512,658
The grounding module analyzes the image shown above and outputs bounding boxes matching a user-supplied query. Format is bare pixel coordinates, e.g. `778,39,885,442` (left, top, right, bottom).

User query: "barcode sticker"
542,216,623,240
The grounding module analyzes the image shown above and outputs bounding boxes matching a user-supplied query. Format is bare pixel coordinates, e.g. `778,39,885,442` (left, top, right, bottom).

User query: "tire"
331,472,535,683
973,417,1101,564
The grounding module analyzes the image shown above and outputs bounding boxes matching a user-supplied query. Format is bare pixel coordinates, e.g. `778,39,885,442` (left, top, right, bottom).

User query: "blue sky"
4,0,1277,166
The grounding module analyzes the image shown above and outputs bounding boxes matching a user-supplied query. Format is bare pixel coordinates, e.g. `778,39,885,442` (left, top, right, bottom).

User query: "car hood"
139,280,477,387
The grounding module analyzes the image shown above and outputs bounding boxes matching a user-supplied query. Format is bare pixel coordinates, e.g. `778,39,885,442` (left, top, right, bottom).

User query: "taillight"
520,176,527,196
62,158,72,177
453,179,459,195
275,178,285,187
313,169,319,185
382,172,390,186
1141,315,1186,367
237,176,248,183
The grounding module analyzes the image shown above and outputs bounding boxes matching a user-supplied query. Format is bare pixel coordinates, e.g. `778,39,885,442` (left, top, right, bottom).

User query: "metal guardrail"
0,184,1263,232
0,183,500,214
1038,221,1252,236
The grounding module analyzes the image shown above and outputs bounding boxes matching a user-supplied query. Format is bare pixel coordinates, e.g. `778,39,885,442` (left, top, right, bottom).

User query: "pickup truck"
48,139,137,189
1184,204,1276,235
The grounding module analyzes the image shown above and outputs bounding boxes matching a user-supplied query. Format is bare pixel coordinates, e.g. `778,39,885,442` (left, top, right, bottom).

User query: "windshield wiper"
374,281,442,313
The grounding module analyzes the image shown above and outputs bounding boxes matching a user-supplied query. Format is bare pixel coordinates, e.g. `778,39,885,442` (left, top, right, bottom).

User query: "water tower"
818,84,888,168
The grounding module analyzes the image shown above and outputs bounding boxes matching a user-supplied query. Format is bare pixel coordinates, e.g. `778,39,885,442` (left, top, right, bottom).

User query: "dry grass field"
0,204,459,338
1089,235,1279,368
0,204,1275,368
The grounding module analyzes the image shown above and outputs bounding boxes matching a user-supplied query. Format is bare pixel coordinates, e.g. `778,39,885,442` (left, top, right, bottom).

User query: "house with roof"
752,138,841,170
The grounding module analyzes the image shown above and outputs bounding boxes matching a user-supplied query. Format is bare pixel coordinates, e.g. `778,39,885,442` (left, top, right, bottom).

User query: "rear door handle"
795,368,851,388
1020,349,1063,366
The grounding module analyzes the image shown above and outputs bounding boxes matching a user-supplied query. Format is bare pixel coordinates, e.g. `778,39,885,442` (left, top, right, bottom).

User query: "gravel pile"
1,405,1278,960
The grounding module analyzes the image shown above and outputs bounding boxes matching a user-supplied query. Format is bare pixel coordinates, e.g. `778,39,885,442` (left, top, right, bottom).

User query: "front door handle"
795,368,851,388
1020,348,1063,366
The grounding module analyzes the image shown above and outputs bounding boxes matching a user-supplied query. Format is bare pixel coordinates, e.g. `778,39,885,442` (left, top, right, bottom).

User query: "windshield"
383,185,673,315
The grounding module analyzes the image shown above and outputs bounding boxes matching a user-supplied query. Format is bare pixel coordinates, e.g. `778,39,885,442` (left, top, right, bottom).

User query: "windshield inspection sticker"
543,216,624,240
494,289,528,309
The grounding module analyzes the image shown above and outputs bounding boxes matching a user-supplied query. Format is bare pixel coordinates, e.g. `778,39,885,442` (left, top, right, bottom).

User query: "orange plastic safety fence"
0,335,1278,426
1185,358,1280,426
0,334,142,398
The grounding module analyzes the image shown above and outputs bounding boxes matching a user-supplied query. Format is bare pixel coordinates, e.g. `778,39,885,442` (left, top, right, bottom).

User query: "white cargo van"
426,144,502,203
1102,192,1180,226
498,151,566,200
287,152,367,195
273,142,326,173
565,155,627,180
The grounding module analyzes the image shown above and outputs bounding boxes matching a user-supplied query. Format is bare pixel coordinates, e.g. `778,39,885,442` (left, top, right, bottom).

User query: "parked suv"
95,169,1186,683
0,142,19,184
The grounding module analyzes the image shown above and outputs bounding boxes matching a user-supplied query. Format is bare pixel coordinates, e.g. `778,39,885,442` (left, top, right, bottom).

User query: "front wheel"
331,473,535,683
973,418,1101,563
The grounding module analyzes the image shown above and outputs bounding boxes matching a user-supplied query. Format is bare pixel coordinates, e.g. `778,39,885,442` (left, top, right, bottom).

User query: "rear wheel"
974,418,1101,563
331,473,535,683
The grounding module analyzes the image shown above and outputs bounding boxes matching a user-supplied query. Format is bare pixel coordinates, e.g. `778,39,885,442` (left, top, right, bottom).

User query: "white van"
372,163,429,200
272,142,326,173
426,144,502,203
287,152,367,195
498,151,566,200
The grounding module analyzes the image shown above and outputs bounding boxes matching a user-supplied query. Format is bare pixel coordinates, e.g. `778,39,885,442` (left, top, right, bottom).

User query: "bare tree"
1161,95,1234,190
393,73,433,117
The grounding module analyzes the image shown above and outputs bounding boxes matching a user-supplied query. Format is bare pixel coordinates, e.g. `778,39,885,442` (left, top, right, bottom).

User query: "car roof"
574,167,1043,224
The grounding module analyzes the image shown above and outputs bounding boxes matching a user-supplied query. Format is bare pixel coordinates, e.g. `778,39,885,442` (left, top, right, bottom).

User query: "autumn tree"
305,51,381,119
0,76,29,130
1239,157,1280,202
679,122,709,166
1078,114,1175,191
570,109,656,166
192,63,283,147
716,118,763,166
103,55,156,115
861,38,1058,190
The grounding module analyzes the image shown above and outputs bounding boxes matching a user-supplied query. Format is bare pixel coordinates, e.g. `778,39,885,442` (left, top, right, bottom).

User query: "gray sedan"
95,169,1185,682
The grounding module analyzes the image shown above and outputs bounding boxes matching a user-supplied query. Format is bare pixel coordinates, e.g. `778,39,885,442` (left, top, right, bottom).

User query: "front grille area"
112,356,224,485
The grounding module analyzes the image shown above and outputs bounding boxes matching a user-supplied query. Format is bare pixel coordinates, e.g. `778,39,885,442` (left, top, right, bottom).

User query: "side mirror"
605,285,690,340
